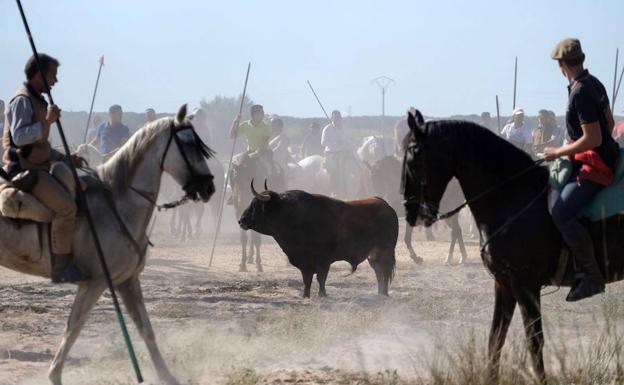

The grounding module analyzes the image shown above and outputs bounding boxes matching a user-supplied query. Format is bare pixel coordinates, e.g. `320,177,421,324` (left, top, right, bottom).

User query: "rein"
436,158,546,220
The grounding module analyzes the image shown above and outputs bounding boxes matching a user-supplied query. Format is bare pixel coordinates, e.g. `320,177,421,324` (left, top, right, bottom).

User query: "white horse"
0,105,215,385
290,154,369,199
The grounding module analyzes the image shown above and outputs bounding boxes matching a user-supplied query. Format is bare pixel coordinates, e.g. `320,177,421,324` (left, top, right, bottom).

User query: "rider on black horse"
544,38,619,302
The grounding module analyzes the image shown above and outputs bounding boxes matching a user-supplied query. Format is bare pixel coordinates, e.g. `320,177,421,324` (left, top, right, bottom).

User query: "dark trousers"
550,170,604,283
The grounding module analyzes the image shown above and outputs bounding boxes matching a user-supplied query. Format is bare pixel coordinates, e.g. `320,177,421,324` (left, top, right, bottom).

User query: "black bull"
239,184,398,298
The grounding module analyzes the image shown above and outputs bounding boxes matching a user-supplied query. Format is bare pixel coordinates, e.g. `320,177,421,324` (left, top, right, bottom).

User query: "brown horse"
400,110,624,383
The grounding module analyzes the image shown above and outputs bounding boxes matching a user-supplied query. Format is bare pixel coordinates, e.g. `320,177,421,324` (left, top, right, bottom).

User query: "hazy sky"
1,0,623,118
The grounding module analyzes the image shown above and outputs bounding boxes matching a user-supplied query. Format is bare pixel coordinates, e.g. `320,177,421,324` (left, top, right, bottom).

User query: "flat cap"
551,38,585,61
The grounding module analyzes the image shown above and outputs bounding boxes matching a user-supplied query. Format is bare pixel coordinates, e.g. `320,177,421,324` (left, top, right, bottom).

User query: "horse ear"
407,110,425,137
175,104,188,125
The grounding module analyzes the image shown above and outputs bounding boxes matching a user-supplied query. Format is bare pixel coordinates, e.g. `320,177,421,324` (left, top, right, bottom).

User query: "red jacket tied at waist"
570,150,614,186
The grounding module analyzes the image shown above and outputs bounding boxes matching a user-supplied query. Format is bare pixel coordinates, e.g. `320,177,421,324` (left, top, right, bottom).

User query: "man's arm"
8,96,45,147
229,115,241,139
604,107,615,134
88,127,100,147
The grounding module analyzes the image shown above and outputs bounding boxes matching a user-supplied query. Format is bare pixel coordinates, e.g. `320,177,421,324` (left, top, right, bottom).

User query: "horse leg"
194,204,204,238
512,282,546,383
487,280,516,385
301,268,314,298
316,264,330,297
425,225,435,241
239,230,248,272
446,219,456,265
404,225,423,265
118,277,180,385
247,231,255,264
253,232,263,272
455,217,468,265
170,209,179,237
48,282,106,385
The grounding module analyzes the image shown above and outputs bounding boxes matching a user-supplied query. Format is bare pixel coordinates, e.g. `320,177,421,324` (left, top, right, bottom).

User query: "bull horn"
251,179,270,202
264,179,269,191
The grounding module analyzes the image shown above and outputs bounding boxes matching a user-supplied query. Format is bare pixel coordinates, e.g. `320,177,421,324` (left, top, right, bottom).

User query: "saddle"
548,148,624,221
0,171,95,223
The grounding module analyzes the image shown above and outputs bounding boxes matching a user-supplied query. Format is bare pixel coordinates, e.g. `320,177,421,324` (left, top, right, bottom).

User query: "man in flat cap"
544,38,619,301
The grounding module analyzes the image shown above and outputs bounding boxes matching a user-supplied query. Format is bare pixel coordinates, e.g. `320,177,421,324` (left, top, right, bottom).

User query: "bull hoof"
239,264,247,272
256,264,263,273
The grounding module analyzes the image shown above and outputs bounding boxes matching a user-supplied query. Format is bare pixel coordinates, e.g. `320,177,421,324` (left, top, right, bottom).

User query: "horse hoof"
411,255,423,265
247,258,254,264
239,264,247,272
256,264,263,273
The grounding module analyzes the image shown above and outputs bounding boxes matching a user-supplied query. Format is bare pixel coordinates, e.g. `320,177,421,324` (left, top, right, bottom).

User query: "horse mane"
426,119,548,187
97,117,173,194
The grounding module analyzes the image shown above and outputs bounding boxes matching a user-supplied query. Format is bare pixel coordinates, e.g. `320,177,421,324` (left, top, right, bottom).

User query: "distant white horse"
0,105,215,385
357,135,394,165
290,154,369,199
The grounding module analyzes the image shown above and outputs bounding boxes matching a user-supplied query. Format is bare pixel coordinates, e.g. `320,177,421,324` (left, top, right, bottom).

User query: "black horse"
401,110,624,383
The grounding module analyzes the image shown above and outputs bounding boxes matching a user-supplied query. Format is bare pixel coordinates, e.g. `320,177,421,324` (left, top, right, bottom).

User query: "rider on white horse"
3,53,87,283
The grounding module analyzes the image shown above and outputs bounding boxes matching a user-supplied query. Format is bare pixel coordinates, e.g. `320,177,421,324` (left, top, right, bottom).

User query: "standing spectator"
533,109,564,152
480,111,494,132
500,108,532,150
145,108,157,124
90,104,129,156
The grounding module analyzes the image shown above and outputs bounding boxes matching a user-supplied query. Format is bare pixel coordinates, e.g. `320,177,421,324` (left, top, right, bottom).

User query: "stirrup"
52,264,90,283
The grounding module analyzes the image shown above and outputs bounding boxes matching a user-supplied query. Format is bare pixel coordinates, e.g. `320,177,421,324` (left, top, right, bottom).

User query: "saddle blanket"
549,149,624,222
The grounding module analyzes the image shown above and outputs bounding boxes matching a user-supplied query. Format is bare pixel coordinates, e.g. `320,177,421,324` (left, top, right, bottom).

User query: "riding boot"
51,254,90,283
562,222,605,302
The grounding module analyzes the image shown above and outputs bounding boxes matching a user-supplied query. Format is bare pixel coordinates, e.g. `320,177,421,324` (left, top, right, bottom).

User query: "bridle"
401,128,439,226
130,121,214,211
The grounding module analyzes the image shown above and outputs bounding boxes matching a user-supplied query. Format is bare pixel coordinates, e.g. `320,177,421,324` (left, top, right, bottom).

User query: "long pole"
612,49,619,112
307,80,333,125
208,62,251,268
512,57,518,110
496,95,501,134
15,1,143,382
83,56,104,144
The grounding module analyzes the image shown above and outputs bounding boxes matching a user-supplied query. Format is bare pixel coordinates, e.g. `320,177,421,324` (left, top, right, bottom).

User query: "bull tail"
342,262,359,277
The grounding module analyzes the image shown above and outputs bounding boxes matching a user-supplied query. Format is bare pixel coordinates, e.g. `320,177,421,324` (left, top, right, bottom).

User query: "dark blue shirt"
96,122,129,154
566,69,618,169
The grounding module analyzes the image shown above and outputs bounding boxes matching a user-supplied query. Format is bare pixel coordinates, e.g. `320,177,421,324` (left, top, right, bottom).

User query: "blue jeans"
550,170,604,283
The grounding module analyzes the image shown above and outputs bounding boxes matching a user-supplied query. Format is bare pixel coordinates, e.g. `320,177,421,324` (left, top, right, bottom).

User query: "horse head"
161,104,215,202
401,110,455,226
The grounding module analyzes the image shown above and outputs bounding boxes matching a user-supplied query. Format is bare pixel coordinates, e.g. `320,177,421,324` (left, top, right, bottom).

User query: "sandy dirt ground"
2,209,624,385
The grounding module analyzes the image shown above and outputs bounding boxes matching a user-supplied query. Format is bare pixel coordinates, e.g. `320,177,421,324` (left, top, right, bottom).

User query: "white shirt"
321,123,347,153
500,122,532,148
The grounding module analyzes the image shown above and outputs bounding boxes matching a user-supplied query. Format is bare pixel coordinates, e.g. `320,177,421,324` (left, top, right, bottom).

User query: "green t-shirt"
237,120,271,152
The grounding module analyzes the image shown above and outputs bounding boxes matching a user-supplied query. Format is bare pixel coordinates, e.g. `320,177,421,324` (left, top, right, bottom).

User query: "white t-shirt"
321,124,347,153
501,122,532,148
